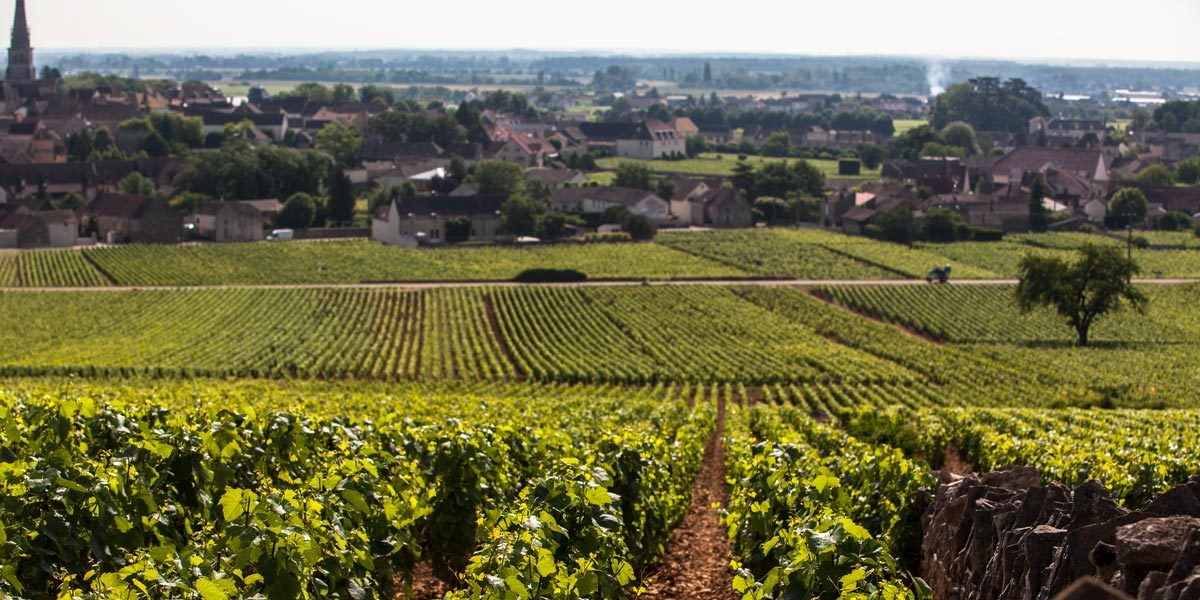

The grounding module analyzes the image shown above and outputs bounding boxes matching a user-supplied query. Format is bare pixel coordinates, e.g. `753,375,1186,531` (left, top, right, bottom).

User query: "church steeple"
6,0,34,83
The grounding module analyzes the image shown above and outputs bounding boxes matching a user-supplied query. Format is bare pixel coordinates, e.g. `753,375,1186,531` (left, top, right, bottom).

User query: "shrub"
970,227,1005,242
512,268,588,283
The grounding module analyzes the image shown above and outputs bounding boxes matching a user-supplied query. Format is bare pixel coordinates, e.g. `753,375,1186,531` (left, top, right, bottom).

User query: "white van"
267,229,294,241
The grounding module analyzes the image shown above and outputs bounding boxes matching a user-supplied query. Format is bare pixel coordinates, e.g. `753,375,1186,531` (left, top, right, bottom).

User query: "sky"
20,0,1200,65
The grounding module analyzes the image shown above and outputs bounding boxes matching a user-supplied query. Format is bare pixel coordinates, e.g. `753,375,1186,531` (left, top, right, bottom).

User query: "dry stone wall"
921,468,1200,600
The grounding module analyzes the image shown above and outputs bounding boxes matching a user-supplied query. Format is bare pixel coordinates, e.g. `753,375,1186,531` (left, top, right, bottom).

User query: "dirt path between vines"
639,395,739,600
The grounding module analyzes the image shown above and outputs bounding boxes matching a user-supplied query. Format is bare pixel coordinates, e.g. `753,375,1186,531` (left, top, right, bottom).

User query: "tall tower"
6,0,34,83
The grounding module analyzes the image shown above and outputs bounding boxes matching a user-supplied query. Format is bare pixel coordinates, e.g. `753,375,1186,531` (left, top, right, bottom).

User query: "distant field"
892,118,928,136
595,153,882,180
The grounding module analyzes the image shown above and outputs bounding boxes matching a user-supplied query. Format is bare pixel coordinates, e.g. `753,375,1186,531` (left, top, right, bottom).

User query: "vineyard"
79,240,745,286
2,282,1197,408
3,230,1200,598
2,229,1200,287
0,379,712,598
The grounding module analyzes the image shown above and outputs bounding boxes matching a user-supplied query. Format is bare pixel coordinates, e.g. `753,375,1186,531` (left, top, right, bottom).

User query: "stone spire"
7,0,34,83
9,0,28,48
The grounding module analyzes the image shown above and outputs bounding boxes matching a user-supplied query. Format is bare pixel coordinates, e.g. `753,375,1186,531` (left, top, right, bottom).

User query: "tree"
684,135,708,158
316,121,363,169
940,121,980,156
332,84,356,103
66,129,94,162
170,192,211,215
500,194,544,237
1029,176,1049,232
277,193,317,229
930,77,1049,133
760,132,791,157
326,168,355,226
923,208,964,242
601,205,631,225
140,131,170,157
120,172,155,196
1134,164,1175,187
448,155,468,183
60,192,84,210
754,160,826,199
703,62,713,83
871,206,915,245
614,162,653,190
1175,157,1200,185
1109,188,1149,228
368,111,412,143
92,127,115,153
624,214,656,241
858,144,885,170
1016,245,1147,346
731,160,756,197
474,161,526,197
655,179,676,201
538,211,567,240
890,125,941,160
1157,211,1191,231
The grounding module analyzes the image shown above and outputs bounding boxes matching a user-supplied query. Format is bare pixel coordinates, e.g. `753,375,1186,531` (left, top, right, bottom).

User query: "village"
1,0,1198,252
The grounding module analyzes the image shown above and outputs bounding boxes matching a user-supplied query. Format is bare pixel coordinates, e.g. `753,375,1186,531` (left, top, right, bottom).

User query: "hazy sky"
19,0,1200,64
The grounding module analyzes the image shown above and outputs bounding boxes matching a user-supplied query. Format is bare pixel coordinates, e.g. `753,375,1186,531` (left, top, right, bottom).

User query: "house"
371,194,506,247
486,131,553,167
990,147,1110,187
927,191,1031,232
237,199,282,222
701,186,753,228
669,117,700,138
526,169,588,189
195,110,289,140
551,186,670,223
882,158,969,195
575,122,639,151
360,140,443,162
192,201,264,242
0,206,77,248
615,119,684,160
1029,117,1106,145
1082,198,1108,222
371,159,450,192
697,126,734,145
85,193,182,244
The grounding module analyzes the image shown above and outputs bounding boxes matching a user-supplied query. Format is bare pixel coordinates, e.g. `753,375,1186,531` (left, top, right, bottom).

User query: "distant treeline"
43,51,1200,96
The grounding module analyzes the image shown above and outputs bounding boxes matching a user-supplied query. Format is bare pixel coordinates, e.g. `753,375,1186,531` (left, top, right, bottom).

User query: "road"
2,278,1199,293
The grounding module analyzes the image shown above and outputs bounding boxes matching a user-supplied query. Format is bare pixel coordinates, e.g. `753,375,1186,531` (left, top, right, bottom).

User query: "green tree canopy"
1175,157,1200,185
1108,188,1149,228
1134,164,1175,187
277,193,317,229
930,77,1049,133
316,121,363,169
1016,245,1147,346
940,122,980,156
474,161,526,197
119,172,155,196
614,162,653,190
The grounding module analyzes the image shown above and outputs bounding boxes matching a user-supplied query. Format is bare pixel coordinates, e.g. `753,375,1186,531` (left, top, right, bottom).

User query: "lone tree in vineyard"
1015,244,1147,346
